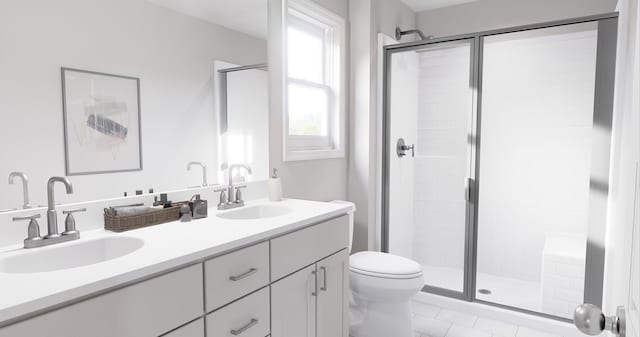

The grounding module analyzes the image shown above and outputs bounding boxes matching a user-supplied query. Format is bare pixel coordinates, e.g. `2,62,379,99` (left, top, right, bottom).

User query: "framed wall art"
61,68,142,175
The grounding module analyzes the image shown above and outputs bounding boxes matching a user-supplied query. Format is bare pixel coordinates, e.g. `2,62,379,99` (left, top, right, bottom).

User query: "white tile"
473,318,518,337
436,309,478,327
413,301,442,318
516,327,562,337
414,315,452,337
445,325,492,337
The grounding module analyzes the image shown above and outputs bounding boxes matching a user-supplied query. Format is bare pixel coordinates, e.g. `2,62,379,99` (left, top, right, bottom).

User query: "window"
284,0,345,161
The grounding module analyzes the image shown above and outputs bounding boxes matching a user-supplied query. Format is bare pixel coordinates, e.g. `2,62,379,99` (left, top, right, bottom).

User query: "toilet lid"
350,252,422,279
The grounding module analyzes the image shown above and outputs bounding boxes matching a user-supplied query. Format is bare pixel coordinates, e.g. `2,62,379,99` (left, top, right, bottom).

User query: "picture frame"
61,67,143,176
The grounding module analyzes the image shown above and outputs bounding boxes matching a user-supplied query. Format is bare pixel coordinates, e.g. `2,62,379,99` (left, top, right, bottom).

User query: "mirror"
0,0,269,210
215,62,270,184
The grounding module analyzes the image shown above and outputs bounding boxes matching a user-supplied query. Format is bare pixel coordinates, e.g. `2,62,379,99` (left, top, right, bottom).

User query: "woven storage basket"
104,202,187,232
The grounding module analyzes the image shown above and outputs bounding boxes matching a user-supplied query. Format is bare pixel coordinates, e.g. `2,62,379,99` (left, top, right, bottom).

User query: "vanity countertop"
0,198,353,326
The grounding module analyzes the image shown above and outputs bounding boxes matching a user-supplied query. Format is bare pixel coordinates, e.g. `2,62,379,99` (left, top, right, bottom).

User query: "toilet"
331,201,424,337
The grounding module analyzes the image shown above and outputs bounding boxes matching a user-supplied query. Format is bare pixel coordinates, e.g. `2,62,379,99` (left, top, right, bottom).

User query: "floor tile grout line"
443,322,453,337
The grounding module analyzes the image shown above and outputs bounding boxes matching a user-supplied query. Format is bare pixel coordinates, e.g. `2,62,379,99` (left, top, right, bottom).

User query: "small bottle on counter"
190,194,208,219
269,168,283,202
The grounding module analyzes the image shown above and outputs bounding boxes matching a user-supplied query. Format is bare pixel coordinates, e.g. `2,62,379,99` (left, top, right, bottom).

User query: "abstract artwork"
61,68,142,175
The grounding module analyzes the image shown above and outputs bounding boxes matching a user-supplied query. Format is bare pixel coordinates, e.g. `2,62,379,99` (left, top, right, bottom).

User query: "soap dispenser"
190,194,208,219
269,169,283,202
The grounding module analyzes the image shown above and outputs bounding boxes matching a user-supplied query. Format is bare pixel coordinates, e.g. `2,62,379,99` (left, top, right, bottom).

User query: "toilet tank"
330,200,356,253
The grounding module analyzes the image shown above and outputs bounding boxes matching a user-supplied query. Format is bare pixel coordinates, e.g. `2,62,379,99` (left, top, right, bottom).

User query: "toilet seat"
349,251,423,279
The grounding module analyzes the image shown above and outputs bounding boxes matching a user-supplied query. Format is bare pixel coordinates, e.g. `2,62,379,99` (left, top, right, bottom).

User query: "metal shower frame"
381,12,619,322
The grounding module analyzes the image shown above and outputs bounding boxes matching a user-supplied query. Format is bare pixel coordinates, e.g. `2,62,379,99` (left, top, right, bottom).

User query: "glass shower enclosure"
382,14,618,320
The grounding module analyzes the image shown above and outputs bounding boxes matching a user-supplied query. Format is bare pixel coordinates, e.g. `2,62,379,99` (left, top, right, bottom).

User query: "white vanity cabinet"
0,264,204,337
204,241,270,312
316,250,349,337
271,216,350,337
206,287,270,337
0,214,350,337
271,250,348,337
162,319,205,337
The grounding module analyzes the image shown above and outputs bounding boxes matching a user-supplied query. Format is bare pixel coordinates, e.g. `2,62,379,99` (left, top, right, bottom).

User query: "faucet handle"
62,208,86,235
12,214,41,221
63,208,87,215
214,186,227,206
235,185,247,204
12,214,42,241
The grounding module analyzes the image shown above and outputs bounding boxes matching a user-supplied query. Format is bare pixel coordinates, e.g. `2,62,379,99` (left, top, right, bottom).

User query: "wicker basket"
104,202,187,232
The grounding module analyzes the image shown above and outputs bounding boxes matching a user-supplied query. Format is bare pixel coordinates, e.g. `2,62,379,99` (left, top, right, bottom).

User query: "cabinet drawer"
271,215,349,281
0,264,204,337
162,319,204,337
204,241,269,311
206,287,270,337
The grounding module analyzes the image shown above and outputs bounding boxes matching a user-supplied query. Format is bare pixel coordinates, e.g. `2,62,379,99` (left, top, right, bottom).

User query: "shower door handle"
465,178,474,202
397,138,414,158
574,304,626,337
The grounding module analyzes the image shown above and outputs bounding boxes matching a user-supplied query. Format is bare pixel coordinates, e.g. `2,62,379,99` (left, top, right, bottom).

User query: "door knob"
574,304,625,337
397,138,415,158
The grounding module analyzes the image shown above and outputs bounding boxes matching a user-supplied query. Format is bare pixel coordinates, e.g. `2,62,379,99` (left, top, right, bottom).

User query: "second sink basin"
0,236,144,274
217,204,291,220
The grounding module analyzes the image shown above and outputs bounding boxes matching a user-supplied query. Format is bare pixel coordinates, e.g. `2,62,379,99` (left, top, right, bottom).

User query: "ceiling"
147,0,268,40
401,0,480,12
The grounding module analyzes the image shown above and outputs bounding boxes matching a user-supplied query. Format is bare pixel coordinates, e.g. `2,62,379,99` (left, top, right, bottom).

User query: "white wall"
0,0,266,208
348,0,416,252
268,0,349,203
415,0,618,38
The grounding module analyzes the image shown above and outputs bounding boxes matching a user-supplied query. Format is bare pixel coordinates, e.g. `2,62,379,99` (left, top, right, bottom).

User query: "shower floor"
422,265,541,313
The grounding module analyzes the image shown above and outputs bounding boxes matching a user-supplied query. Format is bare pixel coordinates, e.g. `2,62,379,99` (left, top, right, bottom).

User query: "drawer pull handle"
229,268,258,281
230,318,258,335
311,270,318,296
320,266,327,291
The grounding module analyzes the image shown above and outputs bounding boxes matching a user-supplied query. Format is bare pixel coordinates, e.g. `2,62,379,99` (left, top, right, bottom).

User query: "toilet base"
350,295,414,337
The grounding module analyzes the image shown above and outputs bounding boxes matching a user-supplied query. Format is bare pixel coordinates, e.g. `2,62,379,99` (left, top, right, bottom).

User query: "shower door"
474,20,615,319
384,39,477,297
383,14,618,320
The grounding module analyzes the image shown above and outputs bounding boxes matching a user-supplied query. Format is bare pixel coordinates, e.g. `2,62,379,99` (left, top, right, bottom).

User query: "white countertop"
0,198,353,326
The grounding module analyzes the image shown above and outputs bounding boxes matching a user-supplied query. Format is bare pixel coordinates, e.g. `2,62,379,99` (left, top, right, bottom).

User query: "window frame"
282,0,346,161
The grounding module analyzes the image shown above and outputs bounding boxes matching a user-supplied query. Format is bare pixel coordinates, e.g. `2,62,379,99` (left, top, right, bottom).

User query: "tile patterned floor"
412,302,563,337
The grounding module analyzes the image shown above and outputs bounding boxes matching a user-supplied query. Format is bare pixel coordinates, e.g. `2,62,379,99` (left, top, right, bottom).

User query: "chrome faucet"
187,161,208,187
46,177,73,238
215,164,252,210
11,176,83,249
8,172,31,209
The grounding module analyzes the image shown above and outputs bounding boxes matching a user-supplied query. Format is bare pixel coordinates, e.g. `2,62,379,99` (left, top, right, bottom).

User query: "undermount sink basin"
0,237,144,274
217,204,292,220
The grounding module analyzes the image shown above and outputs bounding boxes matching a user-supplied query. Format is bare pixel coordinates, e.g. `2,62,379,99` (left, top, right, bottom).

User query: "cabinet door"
316,250,348,337
271,264,317,337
